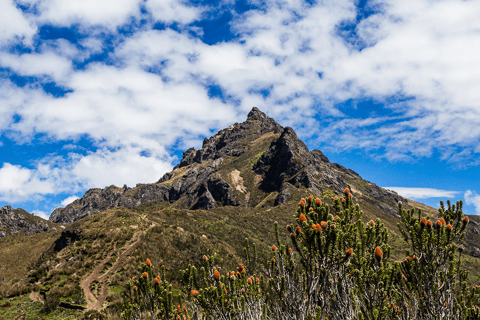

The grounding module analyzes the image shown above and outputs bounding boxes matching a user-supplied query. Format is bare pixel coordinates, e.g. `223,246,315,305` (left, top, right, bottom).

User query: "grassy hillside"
0,194,479,319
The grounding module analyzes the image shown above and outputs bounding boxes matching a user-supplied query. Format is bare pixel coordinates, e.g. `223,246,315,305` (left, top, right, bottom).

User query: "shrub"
121,193,480,319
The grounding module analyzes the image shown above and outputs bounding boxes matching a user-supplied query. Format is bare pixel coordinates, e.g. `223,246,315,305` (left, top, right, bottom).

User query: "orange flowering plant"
121,259,190,320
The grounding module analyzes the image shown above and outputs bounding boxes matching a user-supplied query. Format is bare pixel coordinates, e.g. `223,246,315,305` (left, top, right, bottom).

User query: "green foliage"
121,193,480,320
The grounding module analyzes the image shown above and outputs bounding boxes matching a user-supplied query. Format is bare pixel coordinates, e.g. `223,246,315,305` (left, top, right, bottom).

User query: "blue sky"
1,0,479,220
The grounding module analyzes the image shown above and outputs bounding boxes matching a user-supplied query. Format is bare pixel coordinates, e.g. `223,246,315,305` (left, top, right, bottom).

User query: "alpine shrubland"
122,190,480,320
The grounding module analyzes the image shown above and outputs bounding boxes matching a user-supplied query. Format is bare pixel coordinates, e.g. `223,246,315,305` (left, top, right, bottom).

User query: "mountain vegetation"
0,108,479,319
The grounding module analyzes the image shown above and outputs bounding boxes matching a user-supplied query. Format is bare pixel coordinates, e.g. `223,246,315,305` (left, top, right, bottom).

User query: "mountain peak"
247,107,268,121
50,108,407,224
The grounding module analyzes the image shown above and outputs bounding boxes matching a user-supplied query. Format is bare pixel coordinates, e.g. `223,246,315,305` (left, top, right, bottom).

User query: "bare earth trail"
81,230,143,311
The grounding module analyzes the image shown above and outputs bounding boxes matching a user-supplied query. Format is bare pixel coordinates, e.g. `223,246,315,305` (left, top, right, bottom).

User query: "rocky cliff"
49,107,407,224
0,206,55,238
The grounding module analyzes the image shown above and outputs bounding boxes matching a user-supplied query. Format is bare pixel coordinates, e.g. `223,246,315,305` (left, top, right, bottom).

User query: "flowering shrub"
122,193,480,320
121,260,190,320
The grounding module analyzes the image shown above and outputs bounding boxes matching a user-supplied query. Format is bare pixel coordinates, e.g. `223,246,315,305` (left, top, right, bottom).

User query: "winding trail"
80,231,143,311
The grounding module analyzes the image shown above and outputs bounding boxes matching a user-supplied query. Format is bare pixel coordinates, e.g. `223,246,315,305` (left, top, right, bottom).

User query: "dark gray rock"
0,206,53,238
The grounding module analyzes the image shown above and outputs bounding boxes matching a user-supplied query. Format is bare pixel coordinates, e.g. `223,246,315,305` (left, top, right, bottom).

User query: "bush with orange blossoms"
120,195,479,320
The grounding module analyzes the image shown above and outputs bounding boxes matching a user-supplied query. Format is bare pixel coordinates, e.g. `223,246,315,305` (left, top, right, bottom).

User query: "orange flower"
146,258,152,266
238,264,244,270
241,288,245,293
321,221,328,228
406,256,411,261
445,301,448,306
191,289,199,296
316,224,322,233
342,198,346,203
241,269,246,274
369,220,375,226
311,224,316,229
203,255,208,260
155,277,160,284
307,196,312,202
423,292,427,298
272,245,277,251
447,224,452,231
286,225,292,232
420,218,427,226
439,217,446,225
214,270,220,280
375,247,383,261
346,248,353,257
247,278,252,284
143,272,148,278
426,220,433,228
300,200,305,208
334,215,340,220
256,278,259,282
344,188,350,194
271,258,275,262
133,286,137,290
132,277,135,281
413,255,417,260
288,248,293,253
348,193,352,198
309,207,314,211
334,196,338,200
177,305,181,313
436,220,442,227
295,226,301,234
299,214,307,222
315,198,321,205
463,216,469,225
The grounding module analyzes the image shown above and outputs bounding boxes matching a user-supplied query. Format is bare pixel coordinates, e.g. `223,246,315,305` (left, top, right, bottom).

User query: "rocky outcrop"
49,107,407,224
0,206,54,238
174,107,283,169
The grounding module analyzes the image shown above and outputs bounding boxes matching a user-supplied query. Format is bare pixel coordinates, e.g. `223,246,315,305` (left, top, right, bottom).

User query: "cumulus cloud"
61,195,79,207
146,0,203,24
384,187,460,200
32,209,49,220
464,190,480,215
0,163,56,202
0,0,36,46
21,0,143,29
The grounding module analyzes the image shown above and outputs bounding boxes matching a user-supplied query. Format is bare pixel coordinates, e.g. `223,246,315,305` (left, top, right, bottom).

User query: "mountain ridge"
49,107,407,224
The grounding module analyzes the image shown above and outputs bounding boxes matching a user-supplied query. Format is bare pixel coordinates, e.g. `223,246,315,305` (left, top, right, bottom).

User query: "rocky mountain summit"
0,205,55,238
50,107,406,224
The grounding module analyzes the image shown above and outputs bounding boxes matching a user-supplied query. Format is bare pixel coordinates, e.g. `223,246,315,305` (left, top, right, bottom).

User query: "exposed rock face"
0,206,54,238
49,107,407,224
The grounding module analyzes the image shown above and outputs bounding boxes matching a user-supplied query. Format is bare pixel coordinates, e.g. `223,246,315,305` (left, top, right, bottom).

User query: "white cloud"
0,0,36,46
464,190,480,215
28,0,143,29
0,163,55,202
61,195,79,207
32,209,49,220
146,0,203,24
0,51,72,81
384,187,460,200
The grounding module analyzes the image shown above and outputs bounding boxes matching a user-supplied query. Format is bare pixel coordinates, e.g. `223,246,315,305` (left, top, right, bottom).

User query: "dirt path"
80,231,143,311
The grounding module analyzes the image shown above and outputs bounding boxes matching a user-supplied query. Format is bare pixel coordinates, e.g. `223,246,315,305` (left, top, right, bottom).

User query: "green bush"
121,191,480,319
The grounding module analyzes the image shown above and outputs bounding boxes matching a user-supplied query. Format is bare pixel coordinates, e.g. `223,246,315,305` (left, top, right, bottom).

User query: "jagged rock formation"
0,206,55,238
50,107,407,224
